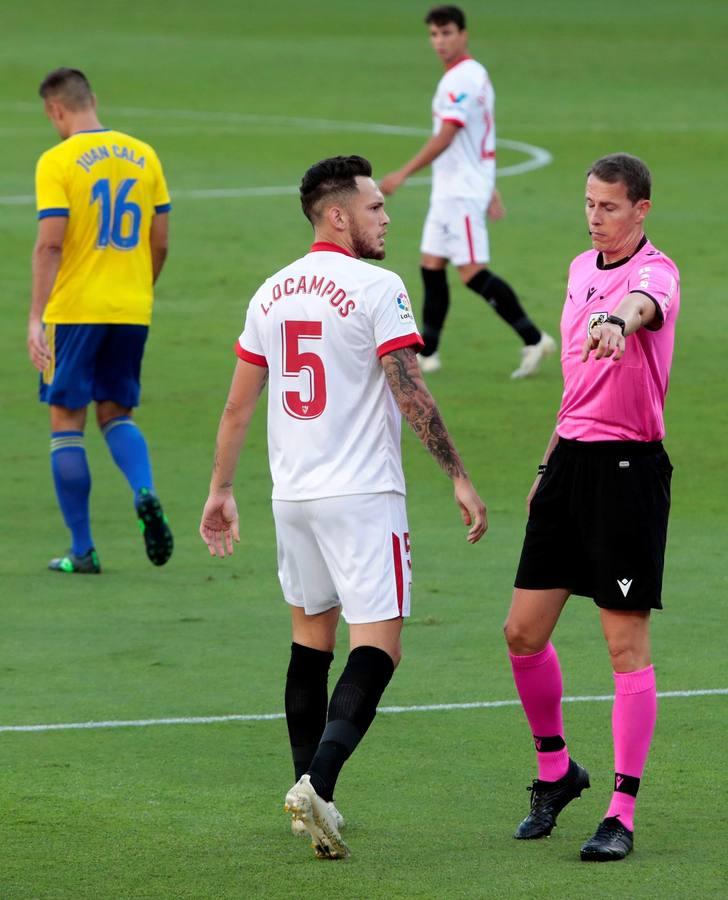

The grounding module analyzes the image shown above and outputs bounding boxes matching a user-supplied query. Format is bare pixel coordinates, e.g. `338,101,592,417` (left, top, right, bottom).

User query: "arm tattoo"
382,347,466,479
212,442,232,487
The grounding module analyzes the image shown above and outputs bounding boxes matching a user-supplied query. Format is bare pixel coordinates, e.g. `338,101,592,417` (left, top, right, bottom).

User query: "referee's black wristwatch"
603,314,626,335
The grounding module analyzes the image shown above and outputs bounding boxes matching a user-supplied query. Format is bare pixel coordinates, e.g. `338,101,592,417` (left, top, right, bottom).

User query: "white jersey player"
429,56,495,209
199,155,486,860
380,5,555,378
237,246,421,504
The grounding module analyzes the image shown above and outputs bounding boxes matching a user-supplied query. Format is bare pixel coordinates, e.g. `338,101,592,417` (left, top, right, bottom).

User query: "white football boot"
284,774,349,859
291,799,345,836
418,351,442,373
511,332,557,379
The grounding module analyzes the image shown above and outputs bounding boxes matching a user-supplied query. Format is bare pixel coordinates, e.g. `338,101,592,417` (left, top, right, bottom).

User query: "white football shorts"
420,196,491,266
272,492,412,624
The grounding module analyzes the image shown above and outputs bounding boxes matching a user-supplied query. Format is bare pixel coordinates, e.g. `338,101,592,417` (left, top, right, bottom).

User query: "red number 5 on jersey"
281,320,327,420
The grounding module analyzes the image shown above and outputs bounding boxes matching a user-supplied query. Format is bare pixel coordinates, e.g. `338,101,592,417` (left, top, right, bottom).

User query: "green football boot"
136,488,174,566
48,548,101,574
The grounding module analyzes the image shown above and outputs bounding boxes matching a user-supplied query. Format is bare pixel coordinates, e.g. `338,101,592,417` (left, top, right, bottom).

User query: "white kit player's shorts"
273,492,412,624
420,196,491,267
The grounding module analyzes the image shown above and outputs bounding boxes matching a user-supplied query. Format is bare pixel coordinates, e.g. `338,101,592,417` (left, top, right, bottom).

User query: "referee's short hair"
39,67,94,111
425,5,466,30
588,153,652,203
300,155,373,224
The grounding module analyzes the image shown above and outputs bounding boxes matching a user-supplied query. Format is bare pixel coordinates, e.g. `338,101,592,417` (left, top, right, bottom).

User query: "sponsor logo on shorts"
447,91,467,104
396,291,413,322
617,578,633,598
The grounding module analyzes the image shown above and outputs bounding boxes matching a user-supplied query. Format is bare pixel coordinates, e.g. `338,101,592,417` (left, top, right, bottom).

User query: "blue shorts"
39,324,149,409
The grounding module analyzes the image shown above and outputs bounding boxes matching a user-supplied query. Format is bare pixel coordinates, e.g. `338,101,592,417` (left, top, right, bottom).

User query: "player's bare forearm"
527,428,559,513
541,429,560,466
612,291,658,333
381,347,467,479
150,213,169,283
403,130,454,175
28,242,63,370
209,363,268,492
30,243,62,323
380,122,459,194
29,217,66,328
151,245,168,283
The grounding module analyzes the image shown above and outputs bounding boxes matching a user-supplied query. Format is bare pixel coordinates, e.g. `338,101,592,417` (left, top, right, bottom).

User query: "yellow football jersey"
35,128,171,325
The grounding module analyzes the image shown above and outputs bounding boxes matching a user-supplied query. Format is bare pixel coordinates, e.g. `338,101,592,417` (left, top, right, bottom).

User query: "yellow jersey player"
27,68,173,573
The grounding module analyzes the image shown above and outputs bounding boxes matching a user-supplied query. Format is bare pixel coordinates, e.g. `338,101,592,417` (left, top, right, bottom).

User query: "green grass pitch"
1,0,726,896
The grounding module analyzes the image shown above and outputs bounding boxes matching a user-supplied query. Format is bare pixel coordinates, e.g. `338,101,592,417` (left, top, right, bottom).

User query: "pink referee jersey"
558,236,680,442
237,243,423,501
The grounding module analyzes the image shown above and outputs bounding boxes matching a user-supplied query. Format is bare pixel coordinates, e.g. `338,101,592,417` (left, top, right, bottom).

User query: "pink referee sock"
605,664,657,832
509,642,570,782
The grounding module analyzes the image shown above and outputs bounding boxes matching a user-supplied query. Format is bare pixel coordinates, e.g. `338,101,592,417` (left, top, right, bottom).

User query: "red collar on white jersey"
310,241,355,257
446,55,473,71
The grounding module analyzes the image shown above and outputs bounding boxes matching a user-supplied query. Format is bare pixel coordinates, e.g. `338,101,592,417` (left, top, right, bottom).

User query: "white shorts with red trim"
420,197,491,266
272,492,412,624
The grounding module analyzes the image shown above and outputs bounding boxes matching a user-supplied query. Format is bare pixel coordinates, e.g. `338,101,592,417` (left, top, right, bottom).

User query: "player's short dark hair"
300,155,373,224
425,5,466,29
38,67,94,110
587,153,652,203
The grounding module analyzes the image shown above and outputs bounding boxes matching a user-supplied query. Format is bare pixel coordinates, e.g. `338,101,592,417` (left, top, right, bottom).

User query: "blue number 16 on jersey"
91,177,142,250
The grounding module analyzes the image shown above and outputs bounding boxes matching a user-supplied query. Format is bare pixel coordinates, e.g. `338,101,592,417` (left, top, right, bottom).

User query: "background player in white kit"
199,156,486,859
380,5,554,378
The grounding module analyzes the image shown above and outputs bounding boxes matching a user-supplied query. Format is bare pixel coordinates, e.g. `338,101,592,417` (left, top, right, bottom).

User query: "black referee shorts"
514,439,673,610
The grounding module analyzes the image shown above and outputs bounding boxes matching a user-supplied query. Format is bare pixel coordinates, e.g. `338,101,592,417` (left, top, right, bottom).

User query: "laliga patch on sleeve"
396,291,413,322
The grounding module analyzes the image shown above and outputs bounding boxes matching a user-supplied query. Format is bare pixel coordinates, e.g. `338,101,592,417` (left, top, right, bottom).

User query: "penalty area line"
1,688,726,734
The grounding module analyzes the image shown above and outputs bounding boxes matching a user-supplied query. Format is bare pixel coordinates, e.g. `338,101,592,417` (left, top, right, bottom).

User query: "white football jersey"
237,243,423,501
431,57,496,203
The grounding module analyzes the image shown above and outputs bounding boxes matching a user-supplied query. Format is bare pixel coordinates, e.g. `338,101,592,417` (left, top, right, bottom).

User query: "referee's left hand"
582,322,626,362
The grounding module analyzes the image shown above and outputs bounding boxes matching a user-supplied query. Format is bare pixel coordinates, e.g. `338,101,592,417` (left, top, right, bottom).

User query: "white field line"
6,102,727,133
1,688,725,735
0,105,552,207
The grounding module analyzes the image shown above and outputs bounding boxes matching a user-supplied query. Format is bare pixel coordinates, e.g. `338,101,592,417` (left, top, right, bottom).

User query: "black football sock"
285,642,334,781
307,645,395,802
421,267,450,356
466,269,541,345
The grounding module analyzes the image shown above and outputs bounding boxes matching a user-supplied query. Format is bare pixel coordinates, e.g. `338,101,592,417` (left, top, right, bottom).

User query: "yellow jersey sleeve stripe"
154,202,172,214
38,207,70,219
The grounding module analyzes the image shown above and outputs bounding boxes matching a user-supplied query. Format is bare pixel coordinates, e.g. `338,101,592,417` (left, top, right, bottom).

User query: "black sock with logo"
285,642,334,781
421,267,450,356
466,270,541,345
307,646,395,802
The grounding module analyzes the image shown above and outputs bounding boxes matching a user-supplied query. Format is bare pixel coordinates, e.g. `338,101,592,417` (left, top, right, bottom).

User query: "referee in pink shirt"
503,153,680,861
